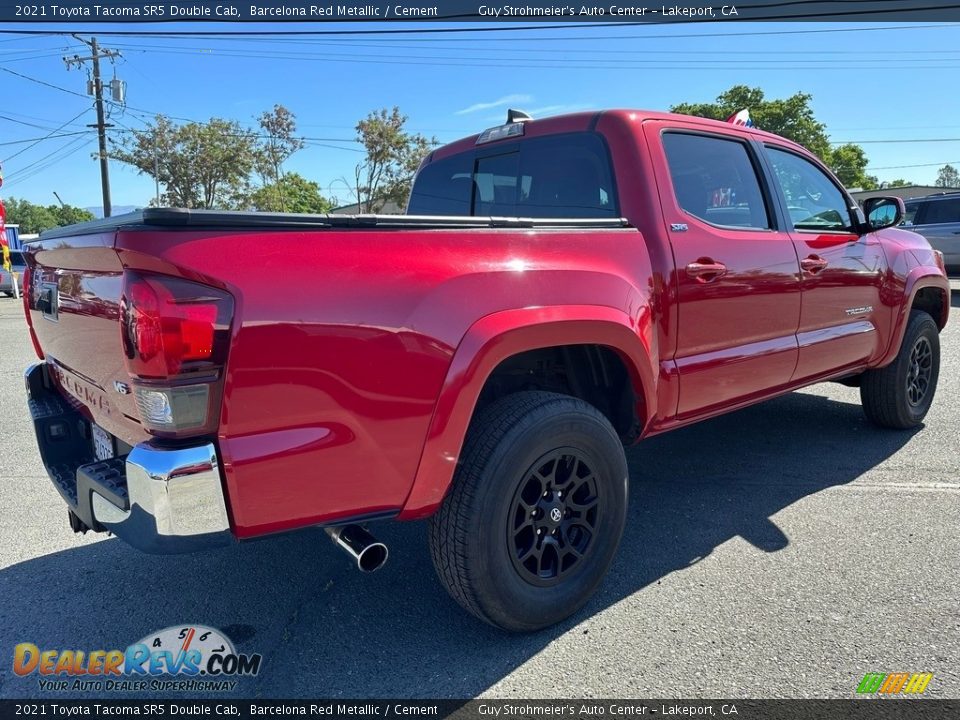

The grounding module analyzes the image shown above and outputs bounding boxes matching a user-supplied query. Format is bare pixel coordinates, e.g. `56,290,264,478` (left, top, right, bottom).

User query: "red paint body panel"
21,109,949,540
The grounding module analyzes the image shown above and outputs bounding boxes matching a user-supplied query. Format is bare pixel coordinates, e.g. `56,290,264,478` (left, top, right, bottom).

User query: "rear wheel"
428,391,628,632
860,310,940,429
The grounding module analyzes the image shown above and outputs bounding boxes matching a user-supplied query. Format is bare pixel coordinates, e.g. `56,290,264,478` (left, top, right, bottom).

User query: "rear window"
10,251,25,265
408,132,618,219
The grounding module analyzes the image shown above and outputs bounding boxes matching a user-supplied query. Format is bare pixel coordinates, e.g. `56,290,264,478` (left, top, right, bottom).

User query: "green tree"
671,85,874,188
935,164,959,188
352,107,434,213
4,197,93,233
828,144,876,189
671,85,832,159
53,204,96,226
111,115,258,209
254,105,305,212
250,173,334,214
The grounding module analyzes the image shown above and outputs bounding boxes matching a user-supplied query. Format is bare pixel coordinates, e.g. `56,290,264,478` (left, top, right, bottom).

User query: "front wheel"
860,310,940,429
429,391,628,632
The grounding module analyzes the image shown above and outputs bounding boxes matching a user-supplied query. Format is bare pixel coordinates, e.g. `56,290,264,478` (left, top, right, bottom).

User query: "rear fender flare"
398,304,656,519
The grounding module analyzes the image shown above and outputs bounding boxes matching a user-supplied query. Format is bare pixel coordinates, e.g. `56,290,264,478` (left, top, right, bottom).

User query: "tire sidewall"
468,407,628,631
896,314,941,425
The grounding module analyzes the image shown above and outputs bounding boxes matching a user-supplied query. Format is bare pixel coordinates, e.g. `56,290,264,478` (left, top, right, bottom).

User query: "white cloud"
526,103,595,116
454,94,533,116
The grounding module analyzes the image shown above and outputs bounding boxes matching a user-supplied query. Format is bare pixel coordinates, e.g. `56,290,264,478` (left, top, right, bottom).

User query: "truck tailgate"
25,231,145,448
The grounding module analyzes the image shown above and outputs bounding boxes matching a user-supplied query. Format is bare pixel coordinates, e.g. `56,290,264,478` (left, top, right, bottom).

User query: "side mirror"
862,196,905,232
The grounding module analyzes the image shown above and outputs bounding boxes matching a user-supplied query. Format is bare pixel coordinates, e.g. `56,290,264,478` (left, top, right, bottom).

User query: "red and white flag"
725,109,755,128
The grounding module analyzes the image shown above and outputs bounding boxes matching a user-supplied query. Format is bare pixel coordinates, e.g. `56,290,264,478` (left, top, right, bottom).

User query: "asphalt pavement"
0,291,958,700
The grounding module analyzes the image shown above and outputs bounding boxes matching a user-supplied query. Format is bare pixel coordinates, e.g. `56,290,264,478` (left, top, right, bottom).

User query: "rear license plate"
92,424,115,461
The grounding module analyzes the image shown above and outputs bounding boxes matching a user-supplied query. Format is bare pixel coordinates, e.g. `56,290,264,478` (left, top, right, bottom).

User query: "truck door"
762,145,888,382
651,127,802,417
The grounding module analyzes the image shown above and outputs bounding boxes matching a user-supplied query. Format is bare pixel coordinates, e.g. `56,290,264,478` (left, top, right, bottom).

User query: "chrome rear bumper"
25,362,232,554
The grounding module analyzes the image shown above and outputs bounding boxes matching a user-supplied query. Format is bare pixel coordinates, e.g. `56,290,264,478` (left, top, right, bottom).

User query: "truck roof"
430,108,804,161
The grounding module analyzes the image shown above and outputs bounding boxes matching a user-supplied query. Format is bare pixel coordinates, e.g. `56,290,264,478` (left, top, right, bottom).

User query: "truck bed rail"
37,208,632,240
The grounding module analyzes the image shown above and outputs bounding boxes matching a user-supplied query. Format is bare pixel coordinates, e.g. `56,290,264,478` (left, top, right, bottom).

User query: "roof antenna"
506,109,533,124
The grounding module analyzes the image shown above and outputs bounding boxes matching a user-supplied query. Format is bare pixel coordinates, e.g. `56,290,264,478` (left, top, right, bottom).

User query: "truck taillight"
120,271,233,378
120,271,233,438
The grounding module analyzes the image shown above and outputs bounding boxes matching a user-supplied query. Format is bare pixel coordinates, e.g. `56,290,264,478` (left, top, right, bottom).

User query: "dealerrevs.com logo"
13,625,262,693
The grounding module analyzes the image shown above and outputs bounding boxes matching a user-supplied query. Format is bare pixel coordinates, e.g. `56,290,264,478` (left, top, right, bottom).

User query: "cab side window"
767,147,853,232
923,198,960,224
662,132,771,230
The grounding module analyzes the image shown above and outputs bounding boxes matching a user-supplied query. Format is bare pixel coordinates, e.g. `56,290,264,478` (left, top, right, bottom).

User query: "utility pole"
64,36,121,217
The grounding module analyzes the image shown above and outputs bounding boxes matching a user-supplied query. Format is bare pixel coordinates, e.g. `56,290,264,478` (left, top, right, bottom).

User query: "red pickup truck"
21,109,949,631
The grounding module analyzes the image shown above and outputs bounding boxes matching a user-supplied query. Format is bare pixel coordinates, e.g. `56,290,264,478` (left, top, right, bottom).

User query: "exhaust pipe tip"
356,541,389,573
325,524,389,573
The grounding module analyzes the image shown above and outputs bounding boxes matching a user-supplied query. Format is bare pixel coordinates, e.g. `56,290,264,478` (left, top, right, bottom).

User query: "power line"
100,45,960,71
260,37,960,54
2,107,92,163
0,131,90,148
0,113,64,131
869,159,960,170
105,40,960,67
0,66,88,97
3,136,96,187
1,21,957,40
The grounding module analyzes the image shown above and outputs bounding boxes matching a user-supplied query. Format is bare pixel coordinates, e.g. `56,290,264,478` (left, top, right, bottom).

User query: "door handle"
801,255,829,274
686,260,727,282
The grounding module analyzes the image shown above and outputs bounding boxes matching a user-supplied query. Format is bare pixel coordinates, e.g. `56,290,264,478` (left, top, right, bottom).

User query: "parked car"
0,249,26,296
20,109,950,632
903,191,960,275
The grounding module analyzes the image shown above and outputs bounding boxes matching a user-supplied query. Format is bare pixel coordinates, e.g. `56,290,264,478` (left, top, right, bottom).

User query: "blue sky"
2,21,959,211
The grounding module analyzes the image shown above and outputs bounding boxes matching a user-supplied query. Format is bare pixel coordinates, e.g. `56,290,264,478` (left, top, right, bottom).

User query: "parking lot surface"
0,292,958,699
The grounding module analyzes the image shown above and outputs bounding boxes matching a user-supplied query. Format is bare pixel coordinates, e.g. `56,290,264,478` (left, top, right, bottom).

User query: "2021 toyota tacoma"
21,109,950,631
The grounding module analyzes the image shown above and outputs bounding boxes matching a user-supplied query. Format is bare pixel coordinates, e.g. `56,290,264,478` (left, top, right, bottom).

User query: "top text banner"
3,0,960,24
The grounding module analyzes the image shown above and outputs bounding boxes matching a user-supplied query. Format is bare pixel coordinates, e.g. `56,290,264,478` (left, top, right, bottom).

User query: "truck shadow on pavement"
0,390,917,699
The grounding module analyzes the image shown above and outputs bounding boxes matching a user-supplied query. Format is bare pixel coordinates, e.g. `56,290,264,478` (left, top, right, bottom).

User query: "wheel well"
912,287,946,330
475,345,643,443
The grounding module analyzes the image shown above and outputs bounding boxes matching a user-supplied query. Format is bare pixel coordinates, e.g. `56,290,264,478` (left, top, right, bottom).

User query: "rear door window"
662,132,771,230
407,132,618,218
